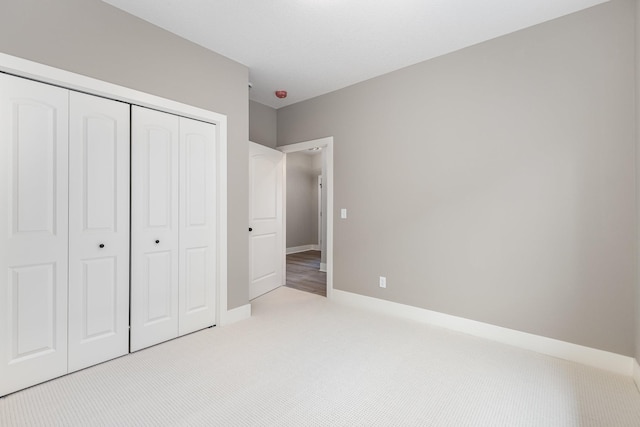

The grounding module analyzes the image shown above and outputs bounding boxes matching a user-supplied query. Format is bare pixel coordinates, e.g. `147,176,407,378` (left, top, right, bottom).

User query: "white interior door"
178,117,217,335
0,74,69,396
130,106,180,352
249,142,284,300
68,92,130,372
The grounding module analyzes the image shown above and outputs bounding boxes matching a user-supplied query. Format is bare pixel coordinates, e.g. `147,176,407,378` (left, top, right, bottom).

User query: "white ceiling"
101,0,607,109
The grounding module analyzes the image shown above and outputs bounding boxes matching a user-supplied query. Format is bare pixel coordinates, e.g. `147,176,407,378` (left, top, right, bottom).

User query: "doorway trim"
317,175,326,272
279,137,334,298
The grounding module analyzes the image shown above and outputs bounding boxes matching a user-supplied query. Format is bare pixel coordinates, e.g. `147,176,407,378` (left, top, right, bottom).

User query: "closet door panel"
179,118,217,335
145,251,174,322
0,74,69,397
131,106,180,352
68,92,130,372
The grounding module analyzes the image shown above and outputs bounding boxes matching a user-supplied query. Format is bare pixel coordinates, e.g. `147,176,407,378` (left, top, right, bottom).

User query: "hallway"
285,250,326,297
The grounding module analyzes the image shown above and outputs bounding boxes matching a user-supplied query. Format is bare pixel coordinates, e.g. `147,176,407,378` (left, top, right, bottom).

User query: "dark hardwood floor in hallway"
286,250,326,297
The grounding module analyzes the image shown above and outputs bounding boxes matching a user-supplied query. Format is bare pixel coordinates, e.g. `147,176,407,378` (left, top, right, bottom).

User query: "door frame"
279,137,334,298
0,52,231,326
318,174,323,264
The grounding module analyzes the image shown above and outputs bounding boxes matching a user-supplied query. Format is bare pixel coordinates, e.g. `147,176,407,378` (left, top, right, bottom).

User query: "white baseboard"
222,303,251,325
332,289,633,376
319,262,327,272
634,359,640,391
286,244,320,254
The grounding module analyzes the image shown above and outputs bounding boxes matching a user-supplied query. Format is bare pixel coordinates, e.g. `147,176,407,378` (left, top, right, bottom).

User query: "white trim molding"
222,303,252,325
0,52,229,329
333,289,634,376
319,262,327,272
634,359,640,392
286,244,320,254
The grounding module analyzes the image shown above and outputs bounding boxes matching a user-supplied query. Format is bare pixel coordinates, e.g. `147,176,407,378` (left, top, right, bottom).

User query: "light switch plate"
379,276,387,288
341,208,347,219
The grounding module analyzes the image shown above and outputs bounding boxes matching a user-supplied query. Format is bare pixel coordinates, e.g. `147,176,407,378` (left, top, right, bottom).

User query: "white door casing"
249,142,284,300
0,74,70,396
130,106,180,352
318,175,323,249
178,117,217,335
68,92,130,372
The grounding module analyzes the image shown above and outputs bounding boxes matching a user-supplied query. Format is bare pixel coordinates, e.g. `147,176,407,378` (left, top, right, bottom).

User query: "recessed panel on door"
145,251,174,324
68,91,130,373
13,104,58,235
252,234,278,281
131,106,180,352
179,118,216,336
252,156,278,220
0,74,69,397
185,134,207,227
9,264,57,360
81,258,117,338
147,128,173,228
185,247,208,313
84,117,116,230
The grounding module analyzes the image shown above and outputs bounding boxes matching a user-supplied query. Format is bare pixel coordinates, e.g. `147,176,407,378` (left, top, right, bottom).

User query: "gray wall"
249,100,277,148
636,0,640,364
0,0,250,310
286,152,320,248
278,0,637,356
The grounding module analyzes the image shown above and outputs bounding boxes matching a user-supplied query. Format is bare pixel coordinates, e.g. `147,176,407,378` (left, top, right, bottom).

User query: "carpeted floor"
2,286,640,426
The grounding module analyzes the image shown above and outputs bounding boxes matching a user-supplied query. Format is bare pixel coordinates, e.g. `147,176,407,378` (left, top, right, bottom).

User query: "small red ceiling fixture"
275,90,288,99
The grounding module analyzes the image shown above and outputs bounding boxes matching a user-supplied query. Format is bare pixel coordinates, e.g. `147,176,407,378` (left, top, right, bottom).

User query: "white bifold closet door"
0,74,70,397
130,106,216,352
178,117,217,336
67,92,130,373
130,107,180,351
0,74,131,396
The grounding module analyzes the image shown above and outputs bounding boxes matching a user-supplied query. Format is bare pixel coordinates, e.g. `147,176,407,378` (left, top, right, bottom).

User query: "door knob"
249,227,253,232
99,243,105,248
155,240,160,244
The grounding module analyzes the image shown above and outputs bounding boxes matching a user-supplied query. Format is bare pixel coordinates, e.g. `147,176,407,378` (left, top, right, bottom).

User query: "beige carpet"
2,286,640,426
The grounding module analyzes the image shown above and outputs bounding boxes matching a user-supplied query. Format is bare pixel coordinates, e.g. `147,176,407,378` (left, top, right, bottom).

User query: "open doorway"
279,137,334,298
283,149,325,296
